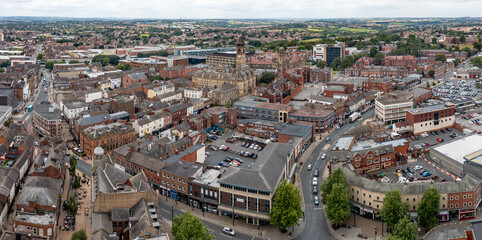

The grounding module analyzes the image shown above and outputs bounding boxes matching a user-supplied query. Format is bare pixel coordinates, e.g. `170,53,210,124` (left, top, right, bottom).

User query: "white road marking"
313,207,324,210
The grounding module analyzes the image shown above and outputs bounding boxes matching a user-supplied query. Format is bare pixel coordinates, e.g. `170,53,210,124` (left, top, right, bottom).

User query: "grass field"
140,34,150,38
339,27,377,33
301,38,324,43
458,44,474,49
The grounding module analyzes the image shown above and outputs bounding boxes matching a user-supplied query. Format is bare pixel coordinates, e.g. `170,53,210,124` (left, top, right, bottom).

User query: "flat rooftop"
432,134,482,165
351,139,408,152
332,136,354,151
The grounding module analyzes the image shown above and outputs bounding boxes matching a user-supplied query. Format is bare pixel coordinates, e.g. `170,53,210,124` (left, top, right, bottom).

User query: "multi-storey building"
312,43,345,65
129,58,167,72
288,108,335,133
121,72,148,87
32,101,62,138
309,68,333,83
362,78,393,93
375,91,414,125
405,104,456,135
233,97,293,122
184,87,203,99
211,83,238,106
132,112,172,137
383,55,417,70
79,122,136,157
164,103,190,126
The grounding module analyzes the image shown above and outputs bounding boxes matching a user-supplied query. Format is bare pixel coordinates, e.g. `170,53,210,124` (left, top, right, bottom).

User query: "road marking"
208,229,214,232
313,207,324,210
161,209,169,214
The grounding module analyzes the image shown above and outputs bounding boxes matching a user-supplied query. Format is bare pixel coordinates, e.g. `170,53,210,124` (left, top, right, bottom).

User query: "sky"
0,0,480,19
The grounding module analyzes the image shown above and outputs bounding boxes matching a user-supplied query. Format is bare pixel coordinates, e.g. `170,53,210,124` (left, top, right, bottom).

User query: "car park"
314,196,320,205
223,227,236,236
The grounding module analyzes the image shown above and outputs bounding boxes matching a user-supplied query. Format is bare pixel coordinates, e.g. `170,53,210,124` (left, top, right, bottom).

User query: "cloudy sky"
0,0,480,19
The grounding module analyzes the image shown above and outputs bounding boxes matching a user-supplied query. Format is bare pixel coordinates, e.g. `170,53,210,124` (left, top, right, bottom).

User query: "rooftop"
432,134,482,165
34,101,62,121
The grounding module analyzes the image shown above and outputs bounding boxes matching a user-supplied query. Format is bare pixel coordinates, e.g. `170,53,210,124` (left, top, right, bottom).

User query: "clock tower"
236,36,247,68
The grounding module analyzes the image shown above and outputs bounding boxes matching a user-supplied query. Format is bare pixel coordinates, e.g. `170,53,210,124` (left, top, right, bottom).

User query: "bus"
27,105,33,112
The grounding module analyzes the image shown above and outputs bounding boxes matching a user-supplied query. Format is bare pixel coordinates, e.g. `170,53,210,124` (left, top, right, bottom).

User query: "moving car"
223,227,236,236
325,137,331,142
314,196,320,205
307,164,312,171
314,169,319,177
321,153,326,159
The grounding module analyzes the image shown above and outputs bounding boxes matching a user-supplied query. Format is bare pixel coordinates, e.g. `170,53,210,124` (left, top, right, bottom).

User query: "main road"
295,109,374,240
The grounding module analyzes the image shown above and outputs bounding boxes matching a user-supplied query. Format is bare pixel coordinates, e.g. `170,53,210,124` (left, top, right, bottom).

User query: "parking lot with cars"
456,107,482,133
403,128,464,149
205,129,268,170
432,79,482,99
368,158,453,183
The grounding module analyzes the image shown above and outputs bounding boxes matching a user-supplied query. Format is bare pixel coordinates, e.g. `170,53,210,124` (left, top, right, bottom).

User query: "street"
295,108,374,240
157,198,262,240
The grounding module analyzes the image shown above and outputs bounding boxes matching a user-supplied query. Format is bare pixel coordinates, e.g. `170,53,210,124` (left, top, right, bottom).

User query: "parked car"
218,162,228,167
414,165,423,170
321,153,326,159
252,154,258,159
410,136,416,140
223,145,229,151
325,137,331,142
314,196,320,205
234,158,243,163
422,171,432,177
208,145,218,151
249,144,255,149
401,169,408,175
407,167,414,173
307,164,312,171
424,142,430,146
312,177,318,186
313,186,318,195
223,227,236,236
437,138,444,142
407,172,414,178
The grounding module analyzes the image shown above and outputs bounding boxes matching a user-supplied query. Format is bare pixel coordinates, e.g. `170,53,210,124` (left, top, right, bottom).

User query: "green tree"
0,61,11,68
71,230,87,240
325,183,350,226
435,54,446,63
428,70,435,78
66,195,78,216
470,56,482,68
473,42,482,51
260,72,275,85
320,168,348,204
72,176,81,189
459,35,466,44
369,46,379,57
69,156,77,177
69,60,80,64
393,217,418,240
418,187,440,229
36,54,43,60
0,68,4,73
373,52,384,65
426,82,431,88
44,61,55,71
330,57,342,71
172,212,214,240
269,180,303,231
462,47,472,57
431,37,437,44
385,234,402,240
454,58,461,67
381,189,409,232
315,60,326,69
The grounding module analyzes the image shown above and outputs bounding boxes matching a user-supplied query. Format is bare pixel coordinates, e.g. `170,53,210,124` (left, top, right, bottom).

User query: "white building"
109,77,122,88
132,112,170,137
158,90,183,103
153,83,175,96
84,89,103,103
184,87,203,98
375,91,414,125
63,101,89,120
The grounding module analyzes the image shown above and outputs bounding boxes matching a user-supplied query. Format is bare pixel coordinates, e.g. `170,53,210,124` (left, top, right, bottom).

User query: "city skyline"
0,0,481,19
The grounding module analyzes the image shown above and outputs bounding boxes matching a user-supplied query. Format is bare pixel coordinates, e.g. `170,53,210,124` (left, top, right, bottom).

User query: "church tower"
236,36,247,68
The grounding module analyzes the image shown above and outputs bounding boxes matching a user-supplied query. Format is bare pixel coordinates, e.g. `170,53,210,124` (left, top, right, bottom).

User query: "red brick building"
362,78,393,93
121,72,148,87
158,66,199,80
383,55,417,70
164,103,190,126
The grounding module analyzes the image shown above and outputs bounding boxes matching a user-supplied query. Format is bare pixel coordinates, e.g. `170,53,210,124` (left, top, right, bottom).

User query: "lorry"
349,112,361,123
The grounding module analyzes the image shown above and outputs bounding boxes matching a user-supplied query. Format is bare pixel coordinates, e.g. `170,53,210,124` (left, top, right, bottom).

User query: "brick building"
121,72,148,87
211,83,238,106
79,122,136,157
362,78,393,93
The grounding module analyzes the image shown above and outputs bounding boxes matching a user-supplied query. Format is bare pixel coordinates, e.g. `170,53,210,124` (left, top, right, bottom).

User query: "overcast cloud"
0,0,480,19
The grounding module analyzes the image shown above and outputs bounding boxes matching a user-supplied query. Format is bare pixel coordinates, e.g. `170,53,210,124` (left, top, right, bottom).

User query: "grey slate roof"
77,114,111,126
219,143,292,192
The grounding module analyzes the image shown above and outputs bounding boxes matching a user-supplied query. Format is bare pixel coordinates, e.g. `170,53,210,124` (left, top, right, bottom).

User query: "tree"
69,60,80,64
474,42,482,51
172,212,214,240
431,37,437,44
426,82,431,88
72,176,81,189
260,72,275,85
459,35,466,44
385,234,402,240
326,183,350,226
69,156,77,177
418,187,440,229
369,46,379,57
36,54,43,60
435,54,446,63
330,57,342,71
373,52,384,65
381,189,409,232
428,70,435,78
66,195,78,216
470,56,482,68
44,61,54,71
462,47,472,57
71,230,87,240
454,58,461,67
320,168,348,204
270,180,303,231
393,217,418,240
116,63,131,71
315,60,326,69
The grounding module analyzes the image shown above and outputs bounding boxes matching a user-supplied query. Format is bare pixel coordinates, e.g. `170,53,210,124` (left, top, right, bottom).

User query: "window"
443,204,445,208
469,202,472,206
33,228,37,234
450,204,453,208
464,202,467,207
47,228,52,236
469,194,472,198
464,195,467,199
455,203,459,208
386,156,390,160
39,229,44,236
367,160,372,165
455,196,459,200
367,154,373,159
178,178,181,183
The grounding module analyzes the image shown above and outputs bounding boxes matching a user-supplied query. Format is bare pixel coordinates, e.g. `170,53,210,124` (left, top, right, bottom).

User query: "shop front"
459,208,476,220
439,210,449,222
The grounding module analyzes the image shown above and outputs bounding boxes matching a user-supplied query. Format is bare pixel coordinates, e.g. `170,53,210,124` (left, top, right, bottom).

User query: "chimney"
128,146,134,153
138,141,141,146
